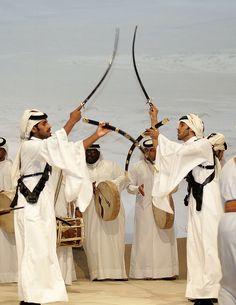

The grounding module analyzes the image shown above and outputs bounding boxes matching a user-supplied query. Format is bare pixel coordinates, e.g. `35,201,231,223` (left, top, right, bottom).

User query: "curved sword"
79,28,120,109
82,117,157,171
55,29,120,201
125,118,169,173
132,25,152,106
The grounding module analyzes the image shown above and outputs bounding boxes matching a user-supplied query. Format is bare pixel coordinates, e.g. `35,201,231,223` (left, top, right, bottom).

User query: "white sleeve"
152,135,209,213
38,128,92,212
126,165,139,195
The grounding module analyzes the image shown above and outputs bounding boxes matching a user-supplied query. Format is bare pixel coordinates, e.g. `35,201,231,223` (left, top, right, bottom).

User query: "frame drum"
152,195,175,229
95,181,120,221
0,191,15,233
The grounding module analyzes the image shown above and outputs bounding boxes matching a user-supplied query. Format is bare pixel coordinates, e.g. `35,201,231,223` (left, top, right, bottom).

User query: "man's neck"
184,135,197,143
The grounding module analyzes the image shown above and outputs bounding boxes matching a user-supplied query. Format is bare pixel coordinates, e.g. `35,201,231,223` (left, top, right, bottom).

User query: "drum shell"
56,217,84,248
152,195,175,229
94,180,120,221
0,191,15,233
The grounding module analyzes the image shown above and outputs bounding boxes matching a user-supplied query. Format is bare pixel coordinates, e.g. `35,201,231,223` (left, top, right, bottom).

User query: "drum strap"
184,154,216,211
10,164,51,207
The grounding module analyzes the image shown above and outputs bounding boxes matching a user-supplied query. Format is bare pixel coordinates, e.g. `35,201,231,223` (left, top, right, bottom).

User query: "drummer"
0,137,18,283
11,107,110,305
127,138,179,279
83,144,129,281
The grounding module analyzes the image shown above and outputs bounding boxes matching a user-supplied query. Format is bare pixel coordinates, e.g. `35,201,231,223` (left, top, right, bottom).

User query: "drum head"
152,195,175,229
0,191,15,233
95,181,120,221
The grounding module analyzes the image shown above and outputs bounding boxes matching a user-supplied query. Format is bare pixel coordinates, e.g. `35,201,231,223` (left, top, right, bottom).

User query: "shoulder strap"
10,163,51,207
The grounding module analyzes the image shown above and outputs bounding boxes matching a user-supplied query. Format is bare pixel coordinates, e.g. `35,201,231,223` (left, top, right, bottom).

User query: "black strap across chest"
184,155,216,211
10,164,52,207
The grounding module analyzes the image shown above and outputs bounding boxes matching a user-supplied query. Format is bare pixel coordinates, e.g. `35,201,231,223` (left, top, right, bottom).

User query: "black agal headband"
0,137,6,146
29,113,48,120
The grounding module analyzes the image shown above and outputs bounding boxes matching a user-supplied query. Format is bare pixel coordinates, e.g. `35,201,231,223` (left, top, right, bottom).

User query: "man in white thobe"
0,137,18,283
11,107,109,305
83,144,129,281
145,105,223,305
218,156,236,305
127,138,179,279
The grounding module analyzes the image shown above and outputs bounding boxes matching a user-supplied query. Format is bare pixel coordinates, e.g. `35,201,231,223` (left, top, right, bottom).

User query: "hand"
138,184,145,196
69,106,82,124
149,104,159,118
95,123,111,138
149,104,159,126
83,122,111,149
64,106,82,135
144,128,159,139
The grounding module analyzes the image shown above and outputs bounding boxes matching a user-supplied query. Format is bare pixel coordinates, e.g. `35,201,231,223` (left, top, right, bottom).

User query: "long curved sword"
82,117,158,172
125,118,169,173
79,28,120,109
132,25,152,106
127,26,168,172
55,29,120,204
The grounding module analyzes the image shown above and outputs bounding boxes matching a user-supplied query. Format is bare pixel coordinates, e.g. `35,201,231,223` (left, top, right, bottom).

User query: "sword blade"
81,28,120,107
132,25,152,105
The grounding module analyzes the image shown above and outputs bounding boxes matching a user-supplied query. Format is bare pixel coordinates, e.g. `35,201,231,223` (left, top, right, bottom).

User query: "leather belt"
225,200,236,213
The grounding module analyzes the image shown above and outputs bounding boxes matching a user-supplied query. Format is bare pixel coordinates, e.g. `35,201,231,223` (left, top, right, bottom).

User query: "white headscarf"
0,137,8,154
207,132,227,151
11,109,48,187
20,109,48,140
179,113,204,139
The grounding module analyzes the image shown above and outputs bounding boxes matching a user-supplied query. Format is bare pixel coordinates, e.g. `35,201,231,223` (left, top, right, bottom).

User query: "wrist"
151,125,157,131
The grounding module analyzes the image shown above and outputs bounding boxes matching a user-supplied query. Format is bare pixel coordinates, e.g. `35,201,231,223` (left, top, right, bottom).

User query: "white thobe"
55,173,77,286
153,135,223,299
218,157,236,305
0,159,18,283
83,158,128,280
127,159,179,279
14,129,92,303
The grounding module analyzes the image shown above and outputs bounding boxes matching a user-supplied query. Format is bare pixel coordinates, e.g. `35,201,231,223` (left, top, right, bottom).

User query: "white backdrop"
1,0,236,241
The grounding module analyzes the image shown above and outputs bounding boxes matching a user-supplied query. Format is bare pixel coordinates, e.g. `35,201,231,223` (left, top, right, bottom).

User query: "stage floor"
0,278,206,305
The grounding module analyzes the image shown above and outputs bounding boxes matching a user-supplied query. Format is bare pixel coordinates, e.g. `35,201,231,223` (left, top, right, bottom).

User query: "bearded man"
11,107,109,305
145,105,223,305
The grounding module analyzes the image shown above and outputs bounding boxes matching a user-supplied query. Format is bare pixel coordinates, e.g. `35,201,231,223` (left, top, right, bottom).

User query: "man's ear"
188,128,195,137
31,125,38,135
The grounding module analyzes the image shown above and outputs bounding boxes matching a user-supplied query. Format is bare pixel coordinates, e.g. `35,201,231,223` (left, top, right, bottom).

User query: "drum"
0,191,15,233
56,217,84,248
152,195,175,229
94,180,120,221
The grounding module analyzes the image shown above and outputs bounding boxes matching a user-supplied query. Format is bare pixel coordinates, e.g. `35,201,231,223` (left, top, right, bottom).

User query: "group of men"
0,104,235,305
